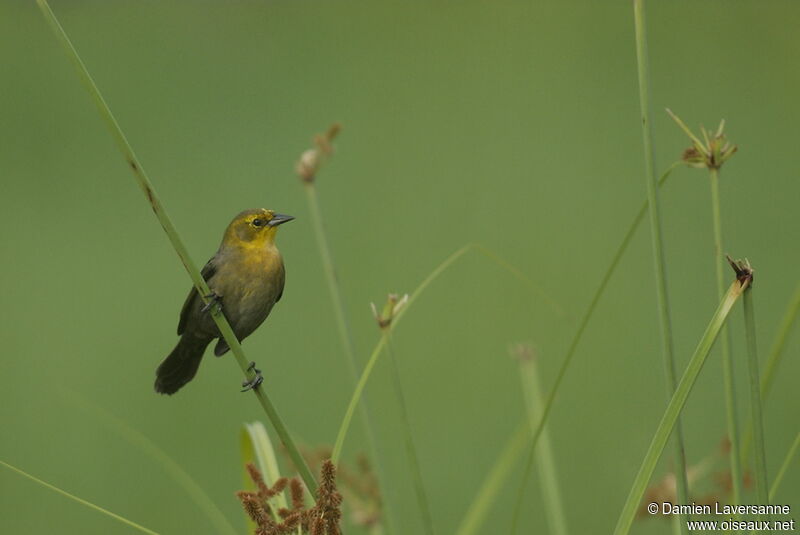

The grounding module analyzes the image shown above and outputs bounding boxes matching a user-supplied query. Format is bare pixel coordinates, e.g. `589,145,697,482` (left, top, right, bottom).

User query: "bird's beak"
268,213,295,227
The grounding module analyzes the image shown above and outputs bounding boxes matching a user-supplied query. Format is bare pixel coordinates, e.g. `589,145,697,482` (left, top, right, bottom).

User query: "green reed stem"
743,288,769,508
0,459,160,535
508,163,680,534
632,2,689,530
613,276,749,535
302,180,385,520
741,283,800,465
302,182,381,444
35,0,316,495
303,183,362,382
385,334,436,535
709,168,743,505
518,356,569,535
769,431,800,501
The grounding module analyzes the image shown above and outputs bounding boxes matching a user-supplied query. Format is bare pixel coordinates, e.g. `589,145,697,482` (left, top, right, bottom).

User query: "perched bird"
155,208,294,395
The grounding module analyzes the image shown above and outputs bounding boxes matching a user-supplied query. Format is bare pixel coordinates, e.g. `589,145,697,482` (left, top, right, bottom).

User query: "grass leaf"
613,276,750,535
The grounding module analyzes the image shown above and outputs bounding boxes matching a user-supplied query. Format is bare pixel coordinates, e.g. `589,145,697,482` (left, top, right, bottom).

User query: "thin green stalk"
741,283,800,465
759,283,800,398
518,355,569,535
769,431,800,501
385,334,436,535
0,459,160,535
455,422,528,535
613,275,750,535
303,176,385,526
743,288,769,508
35,0,317,495
508,164,680,534
64,392,237,535
710,168,743,505
632,2,690,530
303,183,362,381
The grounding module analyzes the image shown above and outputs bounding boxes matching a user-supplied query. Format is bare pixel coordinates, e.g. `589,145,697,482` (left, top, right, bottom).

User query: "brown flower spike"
237,460,343,535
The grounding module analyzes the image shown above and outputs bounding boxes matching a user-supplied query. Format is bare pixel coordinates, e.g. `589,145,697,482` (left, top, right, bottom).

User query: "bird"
155,208,294,395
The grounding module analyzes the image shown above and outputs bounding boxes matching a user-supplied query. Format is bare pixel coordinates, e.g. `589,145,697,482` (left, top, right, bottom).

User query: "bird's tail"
155,334,210,395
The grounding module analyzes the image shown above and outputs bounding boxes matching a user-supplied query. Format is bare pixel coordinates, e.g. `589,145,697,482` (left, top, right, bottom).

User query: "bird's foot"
241,361,263,392
201,291,223,313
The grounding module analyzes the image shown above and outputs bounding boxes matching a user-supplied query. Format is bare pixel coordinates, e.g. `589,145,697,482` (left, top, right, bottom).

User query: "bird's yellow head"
223,208,294,248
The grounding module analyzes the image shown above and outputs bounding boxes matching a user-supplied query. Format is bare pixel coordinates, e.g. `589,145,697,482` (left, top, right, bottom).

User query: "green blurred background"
2,1,798,533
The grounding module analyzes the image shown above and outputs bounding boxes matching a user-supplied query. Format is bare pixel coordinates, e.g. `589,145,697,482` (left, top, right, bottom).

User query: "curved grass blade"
385,334,436,534
64,392,237,535
331,242,563,464
517,351,568,535
0,459,160,535
743,288,769,508
613,275,750,535
769,431,800,501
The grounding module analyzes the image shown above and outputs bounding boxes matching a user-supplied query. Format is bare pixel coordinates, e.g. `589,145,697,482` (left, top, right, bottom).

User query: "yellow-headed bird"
155,208,294,395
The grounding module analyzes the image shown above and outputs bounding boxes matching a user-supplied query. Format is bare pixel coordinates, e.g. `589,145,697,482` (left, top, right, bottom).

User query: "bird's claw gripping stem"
201,291,222,313
241,361,263,392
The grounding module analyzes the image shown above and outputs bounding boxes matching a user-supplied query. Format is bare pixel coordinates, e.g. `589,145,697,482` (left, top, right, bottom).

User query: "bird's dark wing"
275,260,286,303
177,258,217,335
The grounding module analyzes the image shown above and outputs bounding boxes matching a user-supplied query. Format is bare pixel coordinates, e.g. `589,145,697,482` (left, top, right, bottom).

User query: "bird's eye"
252,218,265,227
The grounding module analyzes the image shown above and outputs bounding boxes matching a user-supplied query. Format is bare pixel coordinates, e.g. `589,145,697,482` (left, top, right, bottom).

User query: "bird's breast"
212,246,284,332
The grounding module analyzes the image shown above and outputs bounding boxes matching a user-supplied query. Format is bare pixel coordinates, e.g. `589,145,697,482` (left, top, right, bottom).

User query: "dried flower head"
278,445,384,531
370,293,409,330
237,463,309,535
667,109,737,171
726,255,754,288
639,435,754,522
509,342,537,362
295,123,342,184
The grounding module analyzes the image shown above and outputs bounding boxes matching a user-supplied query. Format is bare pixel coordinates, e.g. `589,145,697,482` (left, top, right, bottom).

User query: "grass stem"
35,0,317,495
517,351,569,535
741,283,800,465
709,168,743,505
302,179,387,524
758,283,800,399
303,183,362,382
632,2,690,529
743,288,769,507
385,334,436,535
